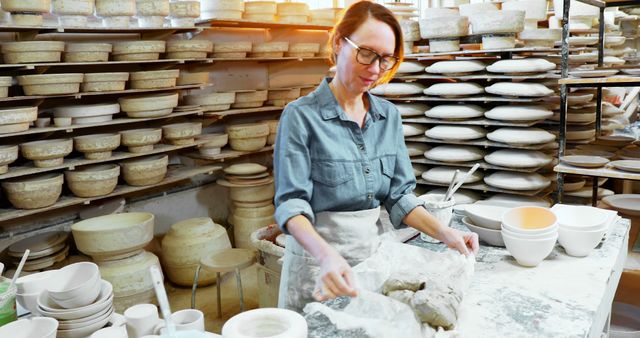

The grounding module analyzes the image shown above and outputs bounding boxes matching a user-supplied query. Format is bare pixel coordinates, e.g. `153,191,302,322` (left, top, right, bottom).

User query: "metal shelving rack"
556,0,640,206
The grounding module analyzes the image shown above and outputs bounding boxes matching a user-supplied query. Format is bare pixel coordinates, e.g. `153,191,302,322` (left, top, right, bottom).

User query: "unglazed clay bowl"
120,128,162,153
74,133,121,160
120,154,168,186
71,212,155,261
2,173,64,209
162,122,202,145
0,144,19,174
65,164,120,198
20,139,73,167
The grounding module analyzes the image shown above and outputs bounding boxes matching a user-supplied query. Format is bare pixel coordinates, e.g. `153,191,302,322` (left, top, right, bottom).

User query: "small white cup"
90,326,128,338
155,309,205,334
125,303,160,338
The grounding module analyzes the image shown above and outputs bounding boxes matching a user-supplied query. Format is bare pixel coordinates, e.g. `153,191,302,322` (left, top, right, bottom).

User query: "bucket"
250,225,284,308
418,195,455,243
0,277,17,327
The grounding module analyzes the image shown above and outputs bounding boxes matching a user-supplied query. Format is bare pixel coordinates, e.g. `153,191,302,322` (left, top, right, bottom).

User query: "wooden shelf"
0,140,210,181
558,76,640,86
405,136,559,150
187,145,274,162
0,84,208,102
196,18,332,31
576,0,640,8
203,106,283,119
554,163,640,181
0,58,212,71
409,47,570,58
0,164,222,223
402,117,544,128
386,95,546,103
411,158,547,173
209,56,328,62
416,178,550,196
396,72,560,81
0,25,198,34
0,109,203,139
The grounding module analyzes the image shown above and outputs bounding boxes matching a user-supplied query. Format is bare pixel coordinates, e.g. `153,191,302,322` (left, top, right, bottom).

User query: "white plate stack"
551,204,617,257
501,206,558,267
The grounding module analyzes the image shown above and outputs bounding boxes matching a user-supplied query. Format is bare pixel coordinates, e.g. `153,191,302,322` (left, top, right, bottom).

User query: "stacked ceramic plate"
37,263,115,338
462,203,510,247
500,206,558,267
217,163,276,249
550,204,616,257
8,231,70,272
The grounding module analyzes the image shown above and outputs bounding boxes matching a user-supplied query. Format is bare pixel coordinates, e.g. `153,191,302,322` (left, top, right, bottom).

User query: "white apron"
278,207,382,313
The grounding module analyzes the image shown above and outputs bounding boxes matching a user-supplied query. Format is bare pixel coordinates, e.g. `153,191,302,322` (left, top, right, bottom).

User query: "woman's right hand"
312,247,358,301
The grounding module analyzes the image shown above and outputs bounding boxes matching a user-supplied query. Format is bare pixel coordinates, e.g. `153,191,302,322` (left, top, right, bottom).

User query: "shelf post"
557,0,571,204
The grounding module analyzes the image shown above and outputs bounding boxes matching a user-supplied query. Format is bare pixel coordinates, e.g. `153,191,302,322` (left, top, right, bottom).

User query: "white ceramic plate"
396,103,429,117
609,160,640,173
570,69,619,78
565,187,614,199
484,149,552,168
486,58,556,74
485,82,554,97
621,69,640,76
405,142,430,157
602,194,640,216
568,36,598,46
561,155,609,168
421,166,484,185
403,123,428,137
370,82,425,96
425,145,485,162
484,171,551,191
425,188,480,205
484,105,553,122
487,127,556,145
480,194,551,208
397,61,425,74
425,104,485,120
426,125,486,141
423,83,485,97
462,216,505,247
425,60,486,74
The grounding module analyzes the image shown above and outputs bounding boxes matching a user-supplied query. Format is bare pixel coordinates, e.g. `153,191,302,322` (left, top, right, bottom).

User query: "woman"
273,1,479,313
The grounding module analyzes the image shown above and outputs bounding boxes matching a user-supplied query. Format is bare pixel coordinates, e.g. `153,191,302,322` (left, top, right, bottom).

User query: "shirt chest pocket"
310,161,355,187
380,155,395,179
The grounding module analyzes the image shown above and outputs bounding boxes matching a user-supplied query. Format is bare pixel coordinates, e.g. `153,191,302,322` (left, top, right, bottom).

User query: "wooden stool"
191,248,256,318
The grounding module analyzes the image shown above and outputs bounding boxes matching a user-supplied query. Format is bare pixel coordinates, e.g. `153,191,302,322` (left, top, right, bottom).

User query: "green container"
0,277,16,327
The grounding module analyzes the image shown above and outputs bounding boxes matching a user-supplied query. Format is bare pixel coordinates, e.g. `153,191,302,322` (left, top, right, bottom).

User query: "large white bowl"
51,275,101,309
16,291,40,315
47,262,101,304
462,217,505,247
551,204,610,231
501,225,558,239
502,206,557,234
16,270,56,294
38,280,113,321
0,317,58,338
558,225,607,257
56,309,114,338
502,231,558,267
464,204,509,230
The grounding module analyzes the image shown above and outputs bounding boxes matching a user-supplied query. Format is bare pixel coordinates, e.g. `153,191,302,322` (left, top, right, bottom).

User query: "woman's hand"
439,227,479,256
312,247,358,301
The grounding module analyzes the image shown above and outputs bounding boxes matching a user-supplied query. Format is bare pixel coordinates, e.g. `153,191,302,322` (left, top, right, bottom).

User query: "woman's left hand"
439,227,479,256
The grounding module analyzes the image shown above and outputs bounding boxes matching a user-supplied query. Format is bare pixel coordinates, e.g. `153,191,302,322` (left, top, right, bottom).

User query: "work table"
306,215,631,338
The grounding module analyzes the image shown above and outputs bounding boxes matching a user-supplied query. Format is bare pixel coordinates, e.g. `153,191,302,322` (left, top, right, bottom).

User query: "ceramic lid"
426,104,485,119
486,58,556,73
484,105,553,121
9,231,69,255
397,61,425,74
396,103,429,117
425,60,486,74
484,171,550,190
425,145,485,162
426,125,486,140
402,123,428,137
485,82,554,97
484,149,552,168
370,82,425,96
487,127,556,145
424,83,485,96
421,166,484,184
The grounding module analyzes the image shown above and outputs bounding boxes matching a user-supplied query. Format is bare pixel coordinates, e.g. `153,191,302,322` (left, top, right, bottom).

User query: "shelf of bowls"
461,202,620,267
200,0,341,27
0,0,201,28
377,4,572,207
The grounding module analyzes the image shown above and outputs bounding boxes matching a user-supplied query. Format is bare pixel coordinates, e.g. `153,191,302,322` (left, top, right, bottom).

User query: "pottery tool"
444,170,460,202
150,265,177,338
9,249,29,289
445,163,480,202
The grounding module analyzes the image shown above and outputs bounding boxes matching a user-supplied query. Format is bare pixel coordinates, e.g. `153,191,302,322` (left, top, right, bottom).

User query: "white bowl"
47,262,101,302
502,206,557,234
501,225,558,239
550,204,609,231
464,204,509,230
56,309,114,338
38,280,113,321
462,217,505,247
0,317,58,338
51,274,102,309
502,231,558,267
558,225,607,257
16,270,56,294
16,291,40,315
57,306,113,330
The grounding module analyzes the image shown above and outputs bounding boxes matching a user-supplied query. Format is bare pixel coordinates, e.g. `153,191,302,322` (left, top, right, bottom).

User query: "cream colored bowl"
74,133,121,160
20,138,73,167
2,173,64,209
71,212,155,261
120,128,162,153
119,92,179,118
120,154,168,186
17,73,83,96
0,145,19,174
65,164,120,198
97,250,161,297
162,122,202,145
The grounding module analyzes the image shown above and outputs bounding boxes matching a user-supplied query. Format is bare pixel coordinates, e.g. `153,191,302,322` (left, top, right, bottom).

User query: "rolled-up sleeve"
273,105,315,234
383,108,425,229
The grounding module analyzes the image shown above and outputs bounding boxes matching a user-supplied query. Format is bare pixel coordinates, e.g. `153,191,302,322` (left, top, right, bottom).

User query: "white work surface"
307,216,631,338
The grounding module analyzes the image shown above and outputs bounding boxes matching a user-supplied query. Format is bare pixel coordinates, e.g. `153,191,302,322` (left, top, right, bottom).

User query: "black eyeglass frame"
343,37,399,71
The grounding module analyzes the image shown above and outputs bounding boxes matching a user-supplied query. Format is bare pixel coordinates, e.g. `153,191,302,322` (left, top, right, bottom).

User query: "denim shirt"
273,78,425,233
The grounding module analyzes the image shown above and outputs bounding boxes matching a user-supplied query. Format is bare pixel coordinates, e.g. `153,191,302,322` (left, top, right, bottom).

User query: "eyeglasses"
343,37,398,71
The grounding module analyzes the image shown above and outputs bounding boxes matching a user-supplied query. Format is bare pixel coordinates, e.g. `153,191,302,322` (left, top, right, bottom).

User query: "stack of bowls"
71,212,160,312
462,203,510,247
8,231,70,272
35,263,115,338
551,204,611,257
15,270,57,315
501,206,558,267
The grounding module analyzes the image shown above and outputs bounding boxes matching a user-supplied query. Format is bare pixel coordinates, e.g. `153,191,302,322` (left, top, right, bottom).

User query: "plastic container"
0,277,17,326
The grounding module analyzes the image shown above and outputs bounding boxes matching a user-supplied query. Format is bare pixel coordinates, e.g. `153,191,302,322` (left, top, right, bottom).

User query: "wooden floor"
166,264,260,334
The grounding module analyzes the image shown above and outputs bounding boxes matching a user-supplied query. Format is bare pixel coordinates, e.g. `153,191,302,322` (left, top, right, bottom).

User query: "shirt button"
364,167,371,174
358,144,365,151
367,194,373,200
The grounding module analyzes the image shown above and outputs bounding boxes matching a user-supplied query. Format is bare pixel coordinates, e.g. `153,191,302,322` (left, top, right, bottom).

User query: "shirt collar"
314,77,387,121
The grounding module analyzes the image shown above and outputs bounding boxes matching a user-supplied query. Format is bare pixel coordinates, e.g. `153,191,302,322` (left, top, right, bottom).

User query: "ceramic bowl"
120,128,162,153
20,138,73,167
464,204,509,230
98,250,160,298
558,225,607,257
501,225,558,239
1,173,64,209
120,154,168,186
74,133,121,160
502,230,557,267
162,122,202,145
16,270,56,294
16,291,41,315
550,204,609,231
65,164,120,198
37,281,113,321
502,206,558,234
462,216,505,247
47,262,101,302
0,317,58,338
71,212,155,261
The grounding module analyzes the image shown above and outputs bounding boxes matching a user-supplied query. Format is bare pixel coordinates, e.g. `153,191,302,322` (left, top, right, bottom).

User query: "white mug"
90,326,128,338
125,304,160,338
154,309,205,334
